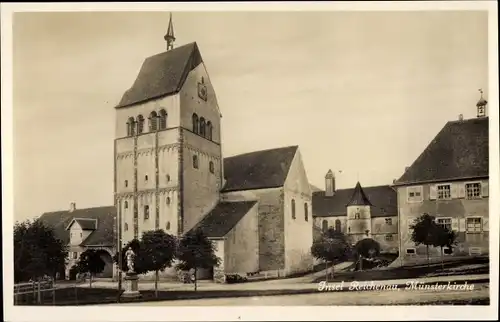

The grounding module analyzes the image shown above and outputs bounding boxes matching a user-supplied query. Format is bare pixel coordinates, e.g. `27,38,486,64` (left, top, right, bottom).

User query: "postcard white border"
2,1,498,321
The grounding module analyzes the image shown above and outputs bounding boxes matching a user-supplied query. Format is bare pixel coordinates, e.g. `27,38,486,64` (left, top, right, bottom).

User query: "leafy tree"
433,225,457,269
354,238,381,259
75,249,106,288
311,231,351,282
14,219,67,283
112,238,147,275
140,229,177,297
410,213,438,267
176,228,220,291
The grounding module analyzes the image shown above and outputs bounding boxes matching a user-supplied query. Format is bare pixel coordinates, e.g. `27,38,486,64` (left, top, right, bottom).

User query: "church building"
114,15,313,281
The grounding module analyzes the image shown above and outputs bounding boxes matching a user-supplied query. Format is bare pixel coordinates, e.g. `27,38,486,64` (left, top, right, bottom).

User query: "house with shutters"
312,171,399,254
38,203,116,279
393,94,489,260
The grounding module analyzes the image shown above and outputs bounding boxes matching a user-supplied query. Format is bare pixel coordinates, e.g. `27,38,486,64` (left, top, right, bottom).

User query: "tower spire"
164,12,176,51
476,88,487,118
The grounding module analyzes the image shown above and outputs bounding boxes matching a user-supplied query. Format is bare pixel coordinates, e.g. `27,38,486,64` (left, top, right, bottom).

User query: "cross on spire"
164,13,176,51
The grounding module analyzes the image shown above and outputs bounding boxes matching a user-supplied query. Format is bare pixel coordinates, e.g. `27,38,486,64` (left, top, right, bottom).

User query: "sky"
12,10,488,221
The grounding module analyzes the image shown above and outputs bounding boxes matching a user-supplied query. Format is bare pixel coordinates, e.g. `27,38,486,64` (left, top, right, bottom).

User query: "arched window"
136,115,144,134
206,121,212,140
124,223,129,231
322,220,328,233
209,161,215,174
335,219,341,232
166,221,171,231
149,111,158,132
304,203,309,222
124,180,128,187
126,117,135,136
291,199,296,219
166,197,171,205
124,201,128,209
159,109,167,130
166,174,170,182
144,205,149,220
199,117,206,137
193,155,198,169
192,114,199,134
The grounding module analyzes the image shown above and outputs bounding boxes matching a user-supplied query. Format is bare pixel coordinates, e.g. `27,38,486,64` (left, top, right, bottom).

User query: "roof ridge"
224,145,298,160
312,184,393,194
41,205,114,216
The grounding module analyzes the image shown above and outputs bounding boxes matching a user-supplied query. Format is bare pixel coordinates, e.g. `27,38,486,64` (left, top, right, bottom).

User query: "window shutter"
482,181,489,197
450,183,458,199
458,183,466,199
451,218,459,232
429,185,437,200
459,218,466,232
483,217,489,231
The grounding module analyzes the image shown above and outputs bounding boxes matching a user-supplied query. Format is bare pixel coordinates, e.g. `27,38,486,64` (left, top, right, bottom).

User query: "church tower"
114,14,223,244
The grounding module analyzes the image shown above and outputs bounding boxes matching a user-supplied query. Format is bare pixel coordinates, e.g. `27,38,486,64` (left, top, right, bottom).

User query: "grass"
16,287,329,306
312,256,489,283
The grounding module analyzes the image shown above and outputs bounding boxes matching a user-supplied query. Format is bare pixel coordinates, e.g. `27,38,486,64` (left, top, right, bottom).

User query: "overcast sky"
12,10,488,221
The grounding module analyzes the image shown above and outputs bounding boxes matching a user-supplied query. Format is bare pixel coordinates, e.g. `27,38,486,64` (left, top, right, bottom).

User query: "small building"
393,94,489,260
38,203,116,280
312,170,399,254
187,201,259,282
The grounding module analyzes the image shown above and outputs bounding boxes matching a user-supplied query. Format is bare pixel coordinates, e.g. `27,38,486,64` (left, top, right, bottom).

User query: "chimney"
69,202,76,212
458,114,463,121
392,179,396,184
405,167,409,172
325,169,336,197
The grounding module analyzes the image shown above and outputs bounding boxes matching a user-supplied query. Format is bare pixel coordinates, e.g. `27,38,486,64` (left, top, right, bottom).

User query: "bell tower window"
149,111,158,132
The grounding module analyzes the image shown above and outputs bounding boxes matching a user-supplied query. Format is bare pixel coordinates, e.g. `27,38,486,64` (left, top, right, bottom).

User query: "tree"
140,229,177,297
176,228,220,291
433,225,457,269
14,219,67,283
410,213,438,267
311,230,351,282
354,238,381,259
75,249,106,288
113,238,147,275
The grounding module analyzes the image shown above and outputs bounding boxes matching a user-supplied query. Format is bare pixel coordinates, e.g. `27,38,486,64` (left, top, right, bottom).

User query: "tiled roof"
116,42,203,108
395,117,489,185
222,146,298,192
346,182,372,206
312,185,397,218
188,201,258,238
39,206,116,247
66,218,98,231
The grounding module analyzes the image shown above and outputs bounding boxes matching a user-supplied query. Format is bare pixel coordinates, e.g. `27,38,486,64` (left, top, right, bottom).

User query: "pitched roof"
222,146,298,192
346,182,372,206
39,206,116,246
65,218,98,231
395,117,489,185
188,201,258,238
312,185,397,218
116,42,203,108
